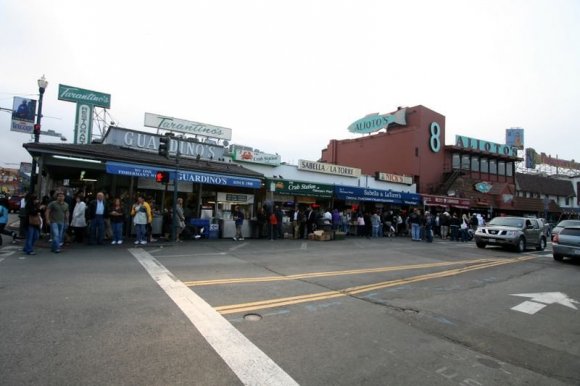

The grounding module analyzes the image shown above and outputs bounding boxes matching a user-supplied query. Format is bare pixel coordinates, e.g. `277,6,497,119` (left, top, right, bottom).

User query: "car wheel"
476,241,487,249
553,254,563,261
516,237,526,253
536,237,546,251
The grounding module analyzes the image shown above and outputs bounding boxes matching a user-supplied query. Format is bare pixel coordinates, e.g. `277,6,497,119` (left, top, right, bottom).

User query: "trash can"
209,223,220,239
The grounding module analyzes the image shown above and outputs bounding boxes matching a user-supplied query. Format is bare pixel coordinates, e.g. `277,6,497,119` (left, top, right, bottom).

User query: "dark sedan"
552,226,580,261
551,220,580,241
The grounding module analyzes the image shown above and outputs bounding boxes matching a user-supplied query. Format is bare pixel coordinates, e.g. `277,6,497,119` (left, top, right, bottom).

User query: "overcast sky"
1,0,578,169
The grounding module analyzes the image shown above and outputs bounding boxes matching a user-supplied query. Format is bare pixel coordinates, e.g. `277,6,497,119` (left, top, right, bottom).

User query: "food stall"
216,192,255,238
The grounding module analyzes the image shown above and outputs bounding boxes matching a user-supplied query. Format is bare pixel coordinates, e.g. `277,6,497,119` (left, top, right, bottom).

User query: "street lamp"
29,75,48,194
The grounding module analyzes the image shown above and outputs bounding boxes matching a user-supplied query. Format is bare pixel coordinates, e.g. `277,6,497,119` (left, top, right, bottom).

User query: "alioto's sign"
298,160,361,178
455,135,518,157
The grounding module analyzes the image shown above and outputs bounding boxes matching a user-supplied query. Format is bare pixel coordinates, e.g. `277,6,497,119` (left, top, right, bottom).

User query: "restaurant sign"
58,84,111,145
144,112,232,141
298,160,361,177
103,127,225,160
422,194,470,209
269,179,333,198
455,135,518,157
232,149,281,166
334,186,421,205
375,172,413,185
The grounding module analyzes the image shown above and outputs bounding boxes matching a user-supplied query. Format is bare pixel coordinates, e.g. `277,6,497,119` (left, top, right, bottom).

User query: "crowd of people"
17,190,188,255
251,205,488,243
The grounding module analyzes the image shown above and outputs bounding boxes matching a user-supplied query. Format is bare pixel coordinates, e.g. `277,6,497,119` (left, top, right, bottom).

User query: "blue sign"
334,186,421,205
106,162,262,188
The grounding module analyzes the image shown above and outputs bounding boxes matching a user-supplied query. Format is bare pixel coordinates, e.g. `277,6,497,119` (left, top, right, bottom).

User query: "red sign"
422,194,470,209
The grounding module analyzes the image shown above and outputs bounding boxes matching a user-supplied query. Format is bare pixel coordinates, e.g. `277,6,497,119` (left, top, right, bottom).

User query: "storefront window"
489,159,497,174
461,155,470,170
480,158,489,174
452,153,460,169
498,161,506,176
471,156,479,172
506,162,513,176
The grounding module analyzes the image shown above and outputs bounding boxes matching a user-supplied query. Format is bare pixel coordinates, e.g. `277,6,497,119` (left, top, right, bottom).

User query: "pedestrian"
70,193,87,243
256,207,267,239
269,210,278,240
175,197,186,242
131,195,152,245
460,214,470,242
292,207,303,239
371,211,381,238
232,205,244,241
109,198,125,244
87,192,108,245
275,205,284,239
450,213,461,241
440,212,450,240
0,195,17,245
46,192,69,253
18,192,27,239
424,211,434,242
305,207,315,237
23,193,42,255
409,209,421,241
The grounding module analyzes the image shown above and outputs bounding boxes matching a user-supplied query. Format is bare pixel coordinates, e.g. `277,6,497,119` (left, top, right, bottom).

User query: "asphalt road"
1,233,579,386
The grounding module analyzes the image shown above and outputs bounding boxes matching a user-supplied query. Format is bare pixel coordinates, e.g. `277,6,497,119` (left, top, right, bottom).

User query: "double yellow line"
184,258,497,287
211,256,534,315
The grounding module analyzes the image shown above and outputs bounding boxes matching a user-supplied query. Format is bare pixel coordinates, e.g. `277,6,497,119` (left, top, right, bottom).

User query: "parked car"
550,219,580,242
7,196,21,213
552,226,580,261
474,216,547,252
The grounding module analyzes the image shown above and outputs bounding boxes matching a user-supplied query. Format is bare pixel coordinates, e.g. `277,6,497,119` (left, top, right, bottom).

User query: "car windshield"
556,220,580,228
488,217,523,228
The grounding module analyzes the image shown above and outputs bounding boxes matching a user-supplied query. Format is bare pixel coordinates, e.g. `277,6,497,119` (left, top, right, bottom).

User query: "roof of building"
23,142,264,178
516,173,576,197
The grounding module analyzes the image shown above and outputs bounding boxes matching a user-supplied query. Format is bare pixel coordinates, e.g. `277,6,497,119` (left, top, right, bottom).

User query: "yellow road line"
216,256,535,315
184,258,500,287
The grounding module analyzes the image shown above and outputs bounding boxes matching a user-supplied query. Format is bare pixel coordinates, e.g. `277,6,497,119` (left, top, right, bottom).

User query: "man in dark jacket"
87,191,109,245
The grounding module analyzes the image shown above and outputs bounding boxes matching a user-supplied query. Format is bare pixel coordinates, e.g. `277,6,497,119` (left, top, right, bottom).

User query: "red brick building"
320,105,564,216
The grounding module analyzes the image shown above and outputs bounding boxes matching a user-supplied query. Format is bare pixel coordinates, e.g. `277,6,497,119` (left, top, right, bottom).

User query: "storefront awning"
422,194,471,209
334,186,421,205
106,161,262,188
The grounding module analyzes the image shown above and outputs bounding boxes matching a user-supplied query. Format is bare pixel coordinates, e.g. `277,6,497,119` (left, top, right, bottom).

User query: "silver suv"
474,216,547,253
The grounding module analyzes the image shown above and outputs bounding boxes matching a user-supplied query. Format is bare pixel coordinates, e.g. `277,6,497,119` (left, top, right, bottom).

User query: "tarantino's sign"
298,160,361,177
375,172,413,185
144,112,232,141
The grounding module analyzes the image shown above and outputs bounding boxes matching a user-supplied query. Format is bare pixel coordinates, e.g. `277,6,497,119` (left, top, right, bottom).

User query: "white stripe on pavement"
129,248,299,386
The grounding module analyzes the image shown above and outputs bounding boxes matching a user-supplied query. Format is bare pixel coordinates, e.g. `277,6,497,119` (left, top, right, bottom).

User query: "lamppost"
30,75,48,194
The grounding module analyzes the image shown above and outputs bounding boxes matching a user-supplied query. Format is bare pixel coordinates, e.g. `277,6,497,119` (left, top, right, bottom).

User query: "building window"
452,153,460,169
566,197,570,206
471,156,479,172
498,161,506,176
506,162,513,176
489,159,497,174
461,155,470,170
480,158,489,174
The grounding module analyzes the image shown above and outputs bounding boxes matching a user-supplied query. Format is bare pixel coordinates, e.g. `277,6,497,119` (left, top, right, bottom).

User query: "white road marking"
0,257,5,263
229,242,248,252
510,292,579,315
300,242,307,250
511,301,546,315
129,248,298,386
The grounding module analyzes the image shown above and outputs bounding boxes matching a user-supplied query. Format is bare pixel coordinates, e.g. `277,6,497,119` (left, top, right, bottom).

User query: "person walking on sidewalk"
46,192,69,253
87,192,109,245
23,193,42,255
109,198,125,245
0,195,17,245
70,193,87,243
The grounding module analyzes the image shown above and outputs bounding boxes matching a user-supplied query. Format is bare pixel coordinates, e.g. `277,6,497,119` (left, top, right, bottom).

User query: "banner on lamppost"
58,84,111,144
11,97,37,134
